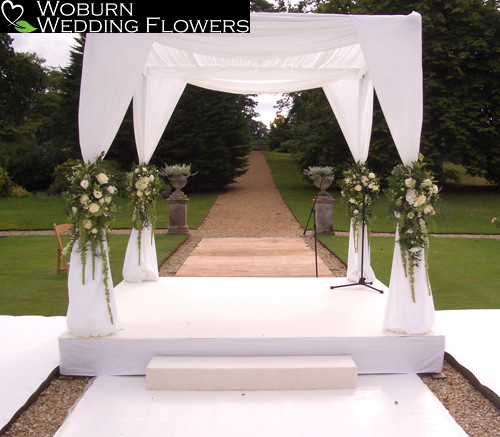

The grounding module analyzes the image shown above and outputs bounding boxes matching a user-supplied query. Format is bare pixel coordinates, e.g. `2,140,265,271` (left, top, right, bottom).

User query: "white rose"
149,175,154,181
88,203,100,214
407,212,415,219
83,220,92,230
91,228,98,234
406,189,417,205
71,206,77,214
107,186,115,194
354,184,362,191
80,179,89,189
80,194,89,204
96,173,109,184
416,195,427,206
405,178,416,189
368,173,375,179
136,190,143,197
349,198,356,204
104,196,112,204
424,205,435,215
93,189,102,199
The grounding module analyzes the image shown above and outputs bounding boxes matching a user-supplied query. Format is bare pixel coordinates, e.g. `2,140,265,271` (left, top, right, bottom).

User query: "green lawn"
0,191,218,230
0,233,187,316
318,235,500,310
264,151,500,310
0,190,217,316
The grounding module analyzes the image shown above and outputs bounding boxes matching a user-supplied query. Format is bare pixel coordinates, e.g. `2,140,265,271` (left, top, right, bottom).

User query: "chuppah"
60,11,444,377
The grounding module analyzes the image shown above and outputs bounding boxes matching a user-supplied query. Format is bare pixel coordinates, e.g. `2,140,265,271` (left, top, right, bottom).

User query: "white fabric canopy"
71,11,432,337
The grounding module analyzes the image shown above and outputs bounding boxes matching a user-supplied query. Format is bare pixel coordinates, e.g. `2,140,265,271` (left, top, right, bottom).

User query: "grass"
263,151,500,310
0,191,218,230
0,233,187,316
318,235,500,310
0,189,217,316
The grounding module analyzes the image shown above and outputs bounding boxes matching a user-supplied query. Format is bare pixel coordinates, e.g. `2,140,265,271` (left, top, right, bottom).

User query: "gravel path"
3,151,499,436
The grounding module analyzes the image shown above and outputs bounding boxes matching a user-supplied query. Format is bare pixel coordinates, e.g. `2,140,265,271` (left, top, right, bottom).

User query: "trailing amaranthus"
64,152,118,324
126,163,162,263
385,154,440,302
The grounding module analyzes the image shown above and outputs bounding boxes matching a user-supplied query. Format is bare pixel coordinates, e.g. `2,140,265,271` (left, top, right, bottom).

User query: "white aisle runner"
53,374,467,437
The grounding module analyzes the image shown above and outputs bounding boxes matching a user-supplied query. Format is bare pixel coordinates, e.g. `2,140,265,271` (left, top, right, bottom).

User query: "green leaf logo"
14,19,36,33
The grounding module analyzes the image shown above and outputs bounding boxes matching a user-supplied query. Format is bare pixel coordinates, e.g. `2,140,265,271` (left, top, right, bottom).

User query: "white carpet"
0,316,66,430
54,374,467,437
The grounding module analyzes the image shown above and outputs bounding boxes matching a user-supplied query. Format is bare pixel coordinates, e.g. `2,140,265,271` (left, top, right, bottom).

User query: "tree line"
265,0,500,187
0,33,262,195
1,0,499,197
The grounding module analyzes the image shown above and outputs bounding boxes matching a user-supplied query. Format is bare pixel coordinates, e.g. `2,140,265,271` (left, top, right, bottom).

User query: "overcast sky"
9,32,283,127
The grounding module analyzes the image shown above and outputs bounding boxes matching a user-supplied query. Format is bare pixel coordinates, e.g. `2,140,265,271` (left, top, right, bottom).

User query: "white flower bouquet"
126,163,163,261
64,153,118,323
339,163,380,251
386,154,440,301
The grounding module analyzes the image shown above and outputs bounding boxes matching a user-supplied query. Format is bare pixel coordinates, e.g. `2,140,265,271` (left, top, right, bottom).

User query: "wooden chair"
53,223,72,275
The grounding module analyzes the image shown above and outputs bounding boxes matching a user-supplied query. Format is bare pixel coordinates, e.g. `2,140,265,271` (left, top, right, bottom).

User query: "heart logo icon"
1,0,24,27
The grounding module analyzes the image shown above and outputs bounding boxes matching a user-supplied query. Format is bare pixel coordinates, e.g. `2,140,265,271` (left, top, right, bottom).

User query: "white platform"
59,277,445,376
53,374,468,437
0,316,66,432
145,355,358,391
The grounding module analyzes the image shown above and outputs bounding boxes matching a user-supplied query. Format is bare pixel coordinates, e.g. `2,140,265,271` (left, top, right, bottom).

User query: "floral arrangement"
64,153,118,323
385,154,440,302
303,166,335,180
339,163,380,251
161,163,194,179
126,163,163,262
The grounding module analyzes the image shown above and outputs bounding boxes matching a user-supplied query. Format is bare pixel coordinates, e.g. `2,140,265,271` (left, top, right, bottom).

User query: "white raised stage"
59,277,445,376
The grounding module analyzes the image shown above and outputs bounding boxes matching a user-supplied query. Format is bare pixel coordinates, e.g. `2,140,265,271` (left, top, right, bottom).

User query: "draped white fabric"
73,11,433,337
66,239,121,337
122,75,187,283
323,74,375,283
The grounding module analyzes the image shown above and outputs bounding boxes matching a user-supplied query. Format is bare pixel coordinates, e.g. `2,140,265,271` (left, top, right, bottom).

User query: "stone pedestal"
315,193,335,234
167,194,189,234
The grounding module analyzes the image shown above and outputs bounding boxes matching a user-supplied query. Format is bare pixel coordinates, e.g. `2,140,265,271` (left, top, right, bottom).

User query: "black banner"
1,0,250,33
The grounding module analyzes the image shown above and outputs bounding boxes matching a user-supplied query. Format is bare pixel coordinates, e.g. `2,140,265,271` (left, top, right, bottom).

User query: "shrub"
9,185,29,198
0,167,14,198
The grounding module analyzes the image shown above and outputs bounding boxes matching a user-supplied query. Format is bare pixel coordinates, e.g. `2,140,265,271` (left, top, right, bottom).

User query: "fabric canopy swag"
68,11,434,337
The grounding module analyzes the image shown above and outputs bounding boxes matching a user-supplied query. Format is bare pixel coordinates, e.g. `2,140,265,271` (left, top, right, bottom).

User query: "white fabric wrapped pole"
123,75,186,282
323,74,375,283
353,13,434,334
66,237,120,337
67,34,154,337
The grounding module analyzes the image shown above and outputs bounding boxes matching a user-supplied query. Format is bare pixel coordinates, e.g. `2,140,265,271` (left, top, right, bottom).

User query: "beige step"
146,355,357,391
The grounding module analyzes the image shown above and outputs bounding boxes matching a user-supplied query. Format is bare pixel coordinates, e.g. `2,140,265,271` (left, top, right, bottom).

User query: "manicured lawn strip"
0,191,218,231
318,234,500,310
263,151,500,235
0,233,187,316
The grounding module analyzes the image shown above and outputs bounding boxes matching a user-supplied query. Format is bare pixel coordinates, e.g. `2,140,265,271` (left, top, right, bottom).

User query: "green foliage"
9,185,29,198
283,89,352,175
152,85,252,192
315,0,500,185
0,166,13,197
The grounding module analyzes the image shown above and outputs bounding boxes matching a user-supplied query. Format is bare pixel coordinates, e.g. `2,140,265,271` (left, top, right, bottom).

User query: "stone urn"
169,175,188,199
314,175,334,195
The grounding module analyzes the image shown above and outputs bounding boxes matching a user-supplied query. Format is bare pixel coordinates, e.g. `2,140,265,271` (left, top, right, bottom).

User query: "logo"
1,0,36,32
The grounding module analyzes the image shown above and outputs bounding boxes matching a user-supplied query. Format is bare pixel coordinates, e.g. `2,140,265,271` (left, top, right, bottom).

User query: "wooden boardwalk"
175,237,332,277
